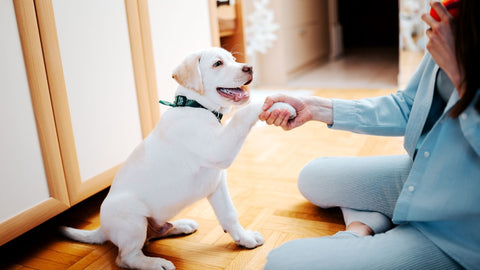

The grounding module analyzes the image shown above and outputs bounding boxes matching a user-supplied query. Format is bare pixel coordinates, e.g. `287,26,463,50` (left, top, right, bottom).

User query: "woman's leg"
264,224,462,270
298,155,412,234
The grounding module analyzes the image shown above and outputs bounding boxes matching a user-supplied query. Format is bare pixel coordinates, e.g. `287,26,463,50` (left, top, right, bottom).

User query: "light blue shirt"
330,53,480,269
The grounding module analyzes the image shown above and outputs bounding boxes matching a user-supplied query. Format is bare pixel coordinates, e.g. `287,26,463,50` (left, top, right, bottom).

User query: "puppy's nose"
242,65,253,74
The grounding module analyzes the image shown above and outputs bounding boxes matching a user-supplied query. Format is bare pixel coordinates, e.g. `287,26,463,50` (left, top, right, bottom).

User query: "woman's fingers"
262,109,290,127
262,94,287,111
423,1,452,28
431,1,451,21
273,110,290,127
421,12,437,28
262,98,275,111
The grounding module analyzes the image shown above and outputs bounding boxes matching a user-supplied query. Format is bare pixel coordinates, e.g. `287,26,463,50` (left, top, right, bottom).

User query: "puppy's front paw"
267,102,296,119
235,230,264,249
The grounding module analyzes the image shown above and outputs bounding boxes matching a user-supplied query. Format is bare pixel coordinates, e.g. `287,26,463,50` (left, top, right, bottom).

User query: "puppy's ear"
172,52,204,95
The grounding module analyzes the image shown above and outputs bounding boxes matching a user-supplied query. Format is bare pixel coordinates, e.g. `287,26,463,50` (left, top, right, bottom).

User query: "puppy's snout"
242,65,253,75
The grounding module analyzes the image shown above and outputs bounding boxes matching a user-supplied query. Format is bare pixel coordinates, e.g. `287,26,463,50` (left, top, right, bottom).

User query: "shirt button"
460,113,467,120
408,185,415,192
423,151,430,158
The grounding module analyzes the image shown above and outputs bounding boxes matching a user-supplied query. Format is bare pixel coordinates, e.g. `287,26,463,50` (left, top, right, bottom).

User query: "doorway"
288,0,400,89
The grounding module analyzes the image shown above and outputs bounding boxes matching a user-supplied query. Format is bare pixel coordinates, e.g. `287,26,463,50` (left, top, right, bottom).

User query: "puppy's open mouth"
217,79,252,102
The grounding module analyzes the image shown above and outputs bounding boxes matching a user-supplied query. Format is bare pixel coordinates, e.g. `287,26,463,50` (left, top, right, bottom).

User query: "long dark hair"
450,0,480,117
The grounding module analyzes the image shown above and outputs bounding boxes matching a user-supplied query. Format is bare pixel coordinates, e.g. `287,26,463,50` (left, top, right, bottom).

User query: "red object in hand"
429,0,460,21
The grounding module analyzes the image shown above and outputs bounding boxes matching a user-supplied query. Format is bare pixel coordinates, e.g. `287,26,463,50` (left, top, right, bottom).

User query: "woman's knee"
297,157,346,207
298,155,412,209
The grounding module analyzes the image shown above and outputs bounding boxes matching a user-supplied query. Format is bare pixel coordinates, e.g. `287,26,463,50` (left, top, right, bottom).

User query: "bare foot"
346,221,374,236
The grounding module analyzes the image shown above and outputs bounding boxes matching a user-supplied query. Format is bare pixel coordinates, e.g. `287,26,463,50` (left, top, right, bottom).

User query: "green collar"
159,95,223,122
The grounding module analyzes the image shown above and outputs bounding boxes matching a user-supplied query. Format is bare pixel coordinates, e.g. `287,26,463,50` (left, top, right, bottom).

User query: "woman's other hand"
422,1,464,93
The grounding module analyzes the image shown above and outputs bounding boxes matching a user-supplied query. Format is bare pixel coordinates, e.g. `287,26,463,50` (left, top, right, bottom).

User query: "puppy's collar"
159,95,223,122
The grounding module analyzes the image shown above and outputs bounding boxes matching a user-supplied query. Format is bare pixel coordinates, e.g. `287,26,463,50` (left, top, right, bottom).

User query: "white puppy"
61,47,294,270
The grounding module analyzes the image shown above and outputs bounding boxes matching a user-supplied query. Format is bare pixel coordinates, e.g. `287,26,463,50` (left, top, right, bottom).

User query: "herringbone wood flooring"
0,89,406,270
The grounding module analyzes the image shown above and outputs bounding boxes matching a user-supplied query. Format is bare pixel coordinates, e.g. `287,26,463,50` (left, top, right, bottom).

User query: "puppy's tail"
60,226,107,244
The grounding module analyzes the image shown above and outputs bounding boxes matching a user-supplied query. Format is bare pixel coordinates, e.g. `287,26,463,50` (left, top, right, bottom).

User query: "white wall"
148,0,213,112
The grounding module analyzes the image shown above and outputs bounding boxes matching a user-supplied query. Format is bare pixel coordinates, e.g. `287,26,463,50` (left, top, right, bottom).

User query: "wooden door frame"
126,0,160,129
0,0,70,246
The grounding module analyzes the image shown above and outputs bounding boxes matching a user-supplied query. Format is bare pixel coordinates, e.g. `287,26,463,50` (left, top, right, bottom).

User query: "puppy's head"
172,47,252,108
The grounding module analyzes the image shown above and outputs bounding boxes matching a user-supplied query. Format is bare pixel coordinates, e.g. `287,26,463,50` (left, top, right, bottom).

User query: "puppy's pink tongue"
234,91,249,102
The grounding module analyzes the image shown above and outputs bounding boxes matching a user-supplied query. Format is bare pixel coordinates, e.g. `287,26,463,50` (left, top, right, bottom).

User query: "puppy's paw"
151,258,175,270
170,219,198,235
117,255,175,270
267,102,296,119
235,230,264,249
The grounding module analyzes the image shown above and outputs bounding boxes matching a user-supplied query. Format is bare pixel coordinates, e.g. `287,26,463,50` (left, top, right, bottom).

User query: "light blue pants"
263,155,462,270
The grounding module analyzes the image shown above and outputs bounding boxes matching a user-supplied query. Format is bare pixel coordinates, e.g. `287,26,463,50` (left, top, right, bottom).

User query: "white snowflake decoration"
246,0,279,56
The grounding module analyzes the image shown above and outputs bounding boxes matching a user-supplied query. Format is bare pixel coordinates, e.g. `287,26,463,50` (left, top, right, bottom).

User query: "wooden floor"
288,47,399,89
0,89,406,270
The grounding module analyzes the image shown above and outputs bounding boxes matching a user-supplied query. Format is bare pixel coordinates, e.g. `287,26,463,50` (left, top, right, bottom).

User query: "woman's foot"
341,208,392,235
346,221,374,236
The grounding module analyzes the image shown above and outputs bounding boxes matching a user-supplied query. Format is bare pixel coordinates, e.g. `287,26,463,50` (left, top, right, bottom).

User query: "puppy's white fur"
61,48,294,270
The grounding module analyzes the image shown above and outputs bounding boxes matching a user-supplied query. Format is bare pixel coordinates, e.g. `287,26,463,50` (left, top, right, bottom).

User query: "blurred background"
241,0,428,90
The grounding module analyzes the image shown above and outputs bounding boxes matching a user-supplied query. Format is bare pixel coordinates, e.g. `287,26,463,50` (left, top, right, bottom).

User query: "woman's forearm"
303,96,334,125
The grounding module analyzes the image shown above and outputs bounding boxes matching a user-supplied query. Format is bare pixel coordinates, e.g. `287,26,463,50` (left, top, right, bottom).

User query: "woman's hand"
259,94,333,130
259,95,310,130
422,1,464,93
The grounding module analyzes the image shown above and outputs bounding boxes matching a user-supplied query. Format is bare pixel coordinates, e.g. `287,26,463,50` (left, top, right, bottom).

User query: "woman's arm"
259,53,435,134
259,95,332,130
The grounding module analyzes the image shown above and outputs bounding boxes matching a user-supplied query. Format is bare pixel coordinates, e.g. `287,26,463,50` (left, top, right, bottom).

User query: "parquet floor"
0,89,406,270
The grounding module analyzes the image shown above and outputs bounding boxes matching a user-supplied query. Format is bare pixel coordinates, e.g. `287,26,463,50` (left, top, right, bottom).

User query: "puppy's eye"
213,60,223,67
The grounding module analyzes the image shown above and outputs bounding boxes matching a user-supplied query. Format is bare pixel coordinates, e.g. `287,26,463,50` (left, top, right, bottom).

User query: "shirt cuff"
328,98,358,131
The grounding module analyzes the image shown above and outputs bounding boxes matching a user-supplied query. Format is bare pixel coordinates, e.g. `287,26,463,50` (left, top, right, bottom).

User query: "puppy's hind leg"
101,200,175,269
167,219,198,236
146,218,198,242
112,217,175,270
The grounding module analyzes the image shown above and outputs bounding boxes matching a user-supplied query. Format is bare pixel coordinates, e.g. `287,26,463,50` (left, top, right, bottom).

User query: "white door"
0,0,51,224
40,0,145,204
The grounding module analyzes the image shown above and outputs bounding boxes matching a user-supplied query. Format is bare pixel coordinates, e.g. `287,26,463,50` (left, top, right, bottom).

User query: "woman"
260,1,479,269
